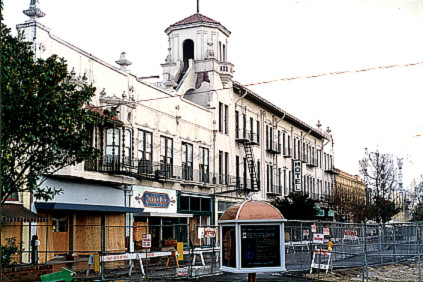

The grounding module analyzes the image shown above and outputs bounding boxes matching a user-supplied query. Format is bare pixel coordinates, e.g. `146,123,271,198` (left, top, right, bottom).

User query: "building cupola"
161,9,234,98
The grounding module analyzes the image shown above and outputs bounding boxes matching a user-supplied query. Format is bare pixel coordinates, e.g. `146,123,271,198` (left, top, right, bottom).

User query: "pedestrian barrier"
310,249,332,274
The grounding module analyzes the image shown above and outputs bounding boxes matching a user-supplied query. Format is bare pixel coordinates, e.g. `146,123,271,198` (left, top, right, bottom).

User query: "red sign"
313,233,324,244
303,229,310,237
142,234,152,248
344,230,358,240
176,268,188,276
204,228,216,238
323,228,330,236
311,225,317,233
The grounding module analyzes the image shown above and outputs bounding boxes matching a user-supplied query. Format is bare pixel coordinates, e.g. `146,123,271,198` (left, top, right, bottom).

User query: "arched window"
183,39,194,72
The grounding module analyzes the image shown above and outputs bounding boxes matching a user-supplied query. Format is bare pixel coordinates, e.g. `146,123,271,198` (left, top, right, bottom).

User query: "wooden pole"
248,273,256,282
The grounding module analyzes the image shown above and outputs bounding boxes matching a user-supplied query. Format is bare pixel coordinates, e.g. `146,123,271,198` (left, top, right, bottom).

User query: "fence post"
45,224,48,264
378,225,383,264
100,220,105,280
361,223,368,282
416,222,422,282
393,223,398,263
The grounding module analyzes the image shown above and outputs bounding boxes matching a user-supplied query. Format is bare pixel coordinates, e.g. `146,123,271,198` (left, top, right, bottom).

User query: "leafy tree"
359,149,400,223
1,238,19,267
1,11,112,203
271,192,318,220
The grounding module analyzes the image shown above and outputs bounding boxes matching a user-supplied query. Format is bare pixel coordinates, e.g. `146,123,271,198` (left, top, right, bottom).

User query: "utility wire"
109,59,423,105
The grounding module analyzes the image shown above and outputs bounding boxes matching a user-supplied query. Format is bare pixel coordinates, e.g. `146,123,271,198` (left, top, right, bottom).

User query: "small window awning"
2,204,48,223
35,202,144,213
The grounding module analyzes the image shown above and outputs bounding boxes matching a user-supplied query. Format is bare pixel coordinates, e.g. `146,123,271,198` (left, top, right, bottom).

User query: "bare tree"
359,149,400,223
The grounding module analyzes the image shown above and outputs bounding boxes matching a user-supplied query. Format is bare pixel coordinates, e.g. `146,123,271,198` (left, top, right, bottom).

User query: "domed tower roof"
165,13,230,36
219,200,284,221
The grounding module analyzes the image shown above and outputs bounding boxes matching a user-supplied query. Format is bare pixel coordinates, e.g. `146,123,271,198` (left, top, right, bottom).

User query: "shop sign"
323,228,330,236
198,227,205,239
303,229,310,237
344,230,358,240
293,160,302,192
313,233,324,244
311,225,317,233
132,186,177,213
205,228,216,238
142,234,151,248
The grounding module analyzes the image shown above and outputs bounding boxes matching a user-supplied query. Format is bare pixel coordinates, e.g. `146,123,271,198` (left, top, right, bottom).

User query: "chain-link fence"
1,221,422,280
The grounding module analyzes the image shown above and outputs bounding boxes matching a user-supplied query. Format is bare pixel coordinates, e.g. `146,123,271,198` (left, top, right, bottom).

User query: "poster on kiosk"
218,200,286,274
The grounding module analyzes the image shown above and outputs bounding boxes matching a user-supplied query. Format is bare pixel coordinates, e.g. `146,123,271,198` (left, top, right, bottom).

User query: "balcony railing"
266,142,281,154
324,166,338,175
266,185,283,195
235,129,259,145
307,156,318,167
283,148,292,158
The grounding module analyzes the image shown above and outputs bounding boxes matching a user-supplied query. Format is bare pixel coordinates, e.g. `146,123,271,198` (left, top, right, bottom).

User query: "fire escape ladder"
243,142,259,192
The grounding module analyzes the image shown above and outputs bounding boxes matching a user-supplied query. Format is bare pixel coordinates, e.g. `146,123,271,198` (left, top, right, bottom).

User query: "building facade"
16,1,336,256
334,168,366,222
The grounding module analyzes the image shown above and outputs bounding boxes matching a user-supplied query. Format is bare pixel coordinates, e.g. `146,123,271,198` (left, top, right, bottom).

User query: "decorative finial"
326,127,331,134
316,120,322,128
115,52,132,71
122,91,127,99
70,67,76,77
100,88,106,97
23,0,46,20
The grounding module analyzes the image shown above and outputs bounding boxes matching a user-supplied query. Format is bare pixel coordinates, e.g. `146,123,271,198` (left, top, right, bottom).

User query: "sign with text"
142,234,151,248
205,228,216,238
293,160,302,191
303,229,310,237
323,228,330,236
311,225,317,233
176,268,188,276
313,233,324,244
240,225,281,268
132,186,177,214
344,230,358,240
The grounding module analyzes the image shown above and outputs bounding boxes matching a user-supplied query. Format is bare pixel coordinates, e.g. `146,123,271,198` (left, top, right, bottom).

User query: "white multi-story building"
16,1,335,256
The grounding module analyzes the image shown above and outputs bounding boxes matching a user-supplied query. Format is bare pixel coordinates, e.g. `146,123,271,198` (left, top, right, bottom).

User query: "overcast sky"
3,0,423,189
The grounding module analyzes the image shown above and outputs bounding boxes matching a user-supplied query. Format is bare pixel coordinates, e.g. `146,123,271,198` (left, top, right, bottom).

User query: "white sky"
3,0,423,190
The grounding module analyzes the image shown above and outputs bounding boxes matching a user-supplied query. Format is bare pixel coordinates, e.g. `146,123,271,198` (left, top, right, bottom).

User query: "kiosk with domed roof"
218,200,286,275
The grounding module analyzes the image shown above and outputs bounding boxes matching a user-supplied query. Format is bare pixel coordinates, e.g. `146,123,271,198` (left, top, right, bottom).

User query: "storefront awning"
134,212,193,218
35,202,144,213
2,204,48,223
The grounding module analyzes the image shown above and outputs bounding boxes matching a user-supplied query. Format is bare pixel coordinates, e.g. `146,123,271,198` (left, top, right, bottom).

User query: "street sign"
142,234,151,248
311,225,317,233
204,228,216,238
323,228,330,236
313,233,324,244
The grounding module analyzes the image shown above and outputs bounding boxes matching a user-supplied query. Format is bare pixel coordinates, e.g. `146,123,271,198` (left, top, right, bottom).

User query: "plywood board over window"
106,214,126,253
1,222,22,263
76,215,102,253
133,221,148,250
37,214,55,263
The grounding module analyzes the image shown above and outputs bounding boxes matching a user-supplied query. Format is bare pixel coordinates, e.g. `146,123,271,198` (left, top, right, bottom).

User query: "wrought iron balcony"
266,142,281,154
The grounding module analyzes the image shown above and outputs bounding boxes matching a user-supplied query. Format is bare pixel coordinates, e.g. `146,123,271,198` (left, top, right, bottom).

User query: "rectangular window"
242,114,247,139
256,121,260,144
235,110,239,139
243,157,248,189
236,156,240,187
277,130,281,152
219,102,223,133
225,152,229,185
52,217,68,232
106,128,120,164
219,151,224,184
160,136,173,177
287,135,291,152
199,147,209,182
293,138,297,159
124,129,132,165
138,130,153,173
257,160,260,189
182,143,193,180
250,117,254,141
283,170,287,195
222,44,226,62
224,105,229,134
265,125,269,149
282,132,286,153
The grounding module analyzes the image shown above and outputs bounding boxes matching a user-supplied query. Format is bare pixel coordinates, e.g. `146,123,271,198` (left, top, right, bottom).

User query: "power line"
244,60,423,87
108,59,423,105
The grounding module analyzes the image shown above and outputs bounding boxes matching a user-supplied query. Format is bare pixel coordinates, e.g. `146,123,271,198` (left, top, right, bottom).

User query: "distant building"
334,169,366,222
14,1,335,259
